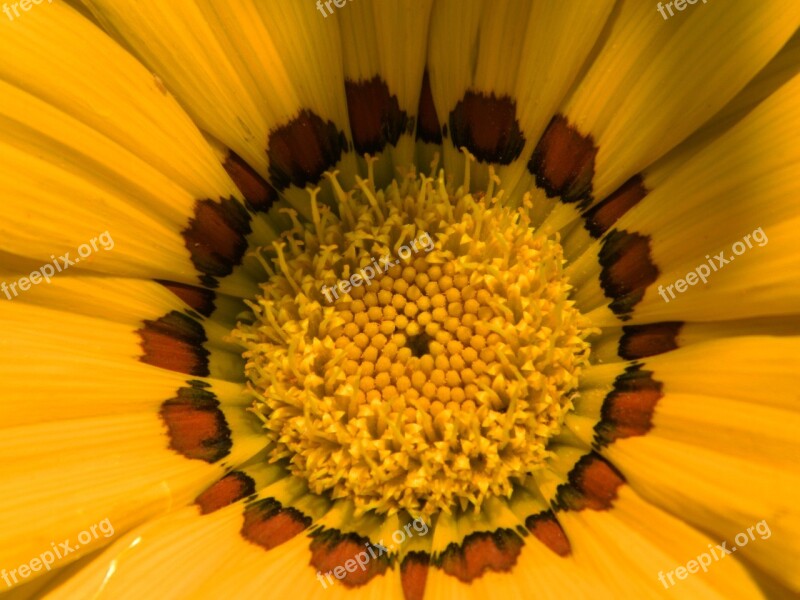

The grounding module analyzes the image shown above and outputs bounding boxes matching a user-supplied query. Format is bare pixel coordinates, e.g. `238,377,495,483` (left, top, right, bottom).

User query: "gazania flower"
1,0,799,598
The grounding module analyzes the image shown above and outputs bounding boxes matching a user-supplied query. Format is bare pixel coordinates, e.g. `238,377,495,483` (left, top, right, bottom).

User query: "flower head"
1,1,799,598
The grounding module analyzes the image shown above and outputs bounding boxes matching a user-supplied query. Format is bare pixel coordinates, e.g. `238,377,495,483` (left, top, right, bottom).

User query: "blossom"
0,1,798,598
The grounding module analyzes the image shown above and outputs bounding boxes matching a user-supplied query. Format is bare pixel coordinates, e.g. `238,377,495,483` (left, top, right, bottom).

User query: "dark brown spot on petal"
138,311,209,376
595,366,663,444
437,529,523,583
241,498,311,550
556,452,625,511
449,91,525,164
529,114,597,206
160,382,231,462
599,230,659,319
345,76,408,155
416,70,442,144
525,511,571,557
195,471,256,514
401,552,429,600
223,151,279,213
156,280,216,317
309,529,389,588
584,175,648,238
267,109,347,190
619,322,683,359
182,197,252,288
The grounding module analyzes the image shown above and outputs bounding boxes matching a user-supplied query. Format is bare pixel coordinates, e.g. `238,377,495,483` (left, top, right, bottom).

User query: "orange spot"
223,151,278,213
156,280,216,317
196,472,255,514
345,76,408,155
599,230,659,318
449,91,525,164
182,198,252,284
439,529,523,582
416,70,442,144
401,552,429,600
529,114,597,205
267,110,346,190
241,499,310,550
596,367,664,442
619,322,682,360
584,175,648,238
558,453,625,511
309,530,389,588
525,512,571,556
159,384,231,463
138,311,209,376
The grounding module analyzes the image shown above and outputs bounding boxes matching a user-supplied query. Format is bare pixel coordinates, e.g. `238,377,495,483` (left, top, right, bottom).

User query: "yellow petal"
565,0,800,198
573,72,800,322
338,0,434,186
560,486,766,598
604,438,799,593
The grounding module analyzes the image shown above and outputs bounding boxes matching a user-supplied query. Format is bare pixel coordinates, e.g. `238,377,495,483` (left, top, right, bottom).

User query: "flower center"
234,160,596,517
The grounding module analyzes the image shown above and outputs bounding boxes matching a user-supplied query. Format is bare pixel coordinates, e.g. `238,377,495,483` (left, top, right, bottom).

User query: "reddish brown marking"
182,197,252,288
599,230,659,319
438,529,523,583
416,70,442,144
529,114,597,205
595,367,663,443
223,151,278,213
449,91,525,164
241,498,311,550
159,383,231,462
401,552,429,600
345,76,408,155
267,110,347,190
156,280,216,317
309,529,389,588
584,175,648,238
195,471,256,514
138,311,209,376
619,322,682,359
525,512,571,557
557,453,625,511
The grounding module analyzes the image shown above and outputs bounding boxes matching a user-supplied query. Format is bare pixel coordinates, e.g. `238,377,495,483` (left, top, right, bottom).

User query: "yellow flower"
0,1,798,598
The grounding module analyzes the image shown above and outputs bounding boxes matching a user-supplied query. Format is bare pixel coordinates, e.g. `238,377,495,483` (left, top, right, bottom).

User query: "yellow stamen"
234,163,597,517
